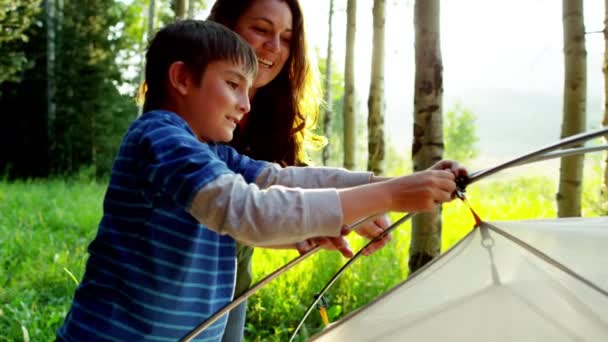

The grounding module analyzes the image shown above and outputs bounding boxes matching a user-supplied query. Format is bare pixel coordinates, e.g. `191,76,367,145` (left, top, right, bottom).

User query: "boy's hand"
430,160,468,179
382,160,468,213
385,170,456,212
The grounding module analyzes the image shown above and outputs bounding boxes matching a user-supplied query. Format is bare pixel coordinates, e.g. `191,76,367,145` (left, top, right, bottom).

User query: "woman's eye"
253,26,267,34
227,81,239,89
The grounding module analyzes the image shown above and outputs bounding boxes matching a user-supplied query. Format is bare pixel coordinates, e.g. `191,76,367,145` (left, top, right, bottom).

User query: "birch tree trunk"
409,0,444,273
602,0,608,207
138,0,155,117
322,0,335,166
148,0,155,35
557,0,586,217
46,0,56,172
188,0,195,18
175,0,188,20
343,0,357,170
367,0,386,175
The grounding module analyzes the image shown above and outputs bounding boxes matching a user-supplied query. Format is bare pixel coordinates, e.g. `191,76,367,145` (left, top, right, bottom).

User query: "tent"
179,128,608,342
180,127,608,342
310,217,608,341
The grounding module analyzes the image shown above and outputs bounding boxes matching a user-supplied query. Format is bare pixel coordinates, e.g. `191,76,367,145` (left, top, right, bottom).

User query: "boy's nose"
237,93,251,114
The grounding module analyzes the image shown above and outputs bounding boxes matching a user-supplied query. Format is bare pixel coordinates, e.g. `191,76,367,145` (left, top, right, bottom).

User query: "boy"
57,20,465,341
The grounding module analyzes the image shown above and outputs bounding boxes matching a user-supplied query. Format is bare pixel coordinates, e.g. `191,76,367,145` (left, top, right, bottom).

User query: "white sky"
301,0,605,92
298,0,606,162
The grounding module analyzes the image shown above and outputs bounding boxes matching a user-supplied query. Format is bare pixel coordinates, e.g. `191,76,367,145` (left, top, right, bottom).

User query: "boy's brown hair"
141,20,258,112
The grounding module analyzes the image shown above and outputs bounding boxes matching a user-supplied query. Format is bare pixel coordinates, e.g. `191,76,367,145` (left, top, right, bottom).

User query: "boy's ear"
167,61,191,96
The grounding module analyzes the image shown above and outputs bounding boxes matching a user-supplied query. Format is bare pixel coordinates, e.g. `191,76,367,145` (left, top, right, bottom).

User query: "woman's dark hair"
141,20,258,112
208,0,325,166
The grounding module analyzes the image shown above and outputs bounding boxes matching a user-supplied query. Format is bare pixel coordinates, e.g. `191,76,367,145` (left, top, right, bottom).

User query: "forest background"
1,0,607,341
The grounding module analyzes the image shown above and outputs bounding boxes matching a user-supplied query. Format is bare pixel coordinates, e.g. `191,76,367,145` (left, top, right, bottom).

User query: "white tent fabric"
311,217,608,342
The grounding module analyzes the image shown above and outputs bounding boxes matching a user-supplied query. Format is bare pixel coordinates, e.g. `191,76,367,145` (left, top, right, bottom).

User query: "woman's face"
233,0,293,90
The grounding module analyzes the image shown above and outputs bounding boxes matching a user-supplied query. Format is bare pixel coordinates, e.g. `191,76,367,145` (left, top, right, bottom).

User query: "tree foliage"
0,0,140,178
0,0,42,88
0,0,215,179
51,0,137,176
443,105,479,162
316,54,345,165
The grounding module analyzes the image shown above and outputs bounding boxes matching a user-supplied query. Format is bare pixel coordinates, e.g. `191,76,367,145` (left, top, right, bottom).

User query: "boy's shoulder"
125,110,195,140
126,110,267,172
135,110,189,129
130,110,237,156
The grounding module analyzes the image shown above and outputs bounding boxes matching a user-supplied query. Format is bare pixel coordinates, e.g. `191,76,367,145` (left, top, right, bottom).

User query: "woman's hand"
294,214,392,257
353,214,392,256
295,225,353,258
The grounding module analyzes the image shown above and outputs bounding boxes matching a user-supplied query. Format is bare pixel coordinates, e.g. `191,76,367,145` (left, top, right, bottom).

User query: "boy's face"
182,60,252,143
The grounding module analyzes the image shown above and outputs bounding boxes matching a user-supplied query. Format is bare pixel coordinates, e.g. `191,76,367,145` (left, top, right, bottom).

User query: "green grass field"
0,161,605,341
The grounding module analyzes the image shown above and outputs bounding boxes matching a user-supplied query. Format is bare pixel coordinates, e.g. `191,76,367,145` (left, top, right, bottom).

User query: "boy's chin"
218,133,234,143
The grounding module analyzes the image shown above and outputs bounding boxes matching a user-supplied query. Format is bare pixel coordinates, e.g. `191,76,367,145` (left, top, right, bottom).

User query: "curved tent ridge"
311,217,608,342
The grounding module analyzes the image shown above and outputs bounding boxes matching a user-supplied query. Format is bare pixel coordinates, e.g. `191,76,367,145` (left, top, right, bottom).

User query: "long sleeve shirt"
57,110,372,341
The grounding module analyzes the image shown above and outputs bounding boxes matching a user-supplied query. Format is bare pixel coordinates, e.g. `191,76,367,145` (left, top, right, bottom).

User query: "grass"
0,160,605,341
0,179,104,341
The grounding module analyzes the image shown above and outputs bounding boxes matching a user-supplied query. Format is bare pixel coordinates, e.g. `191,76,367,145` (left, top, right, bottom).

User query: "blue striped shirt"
57,110,269,341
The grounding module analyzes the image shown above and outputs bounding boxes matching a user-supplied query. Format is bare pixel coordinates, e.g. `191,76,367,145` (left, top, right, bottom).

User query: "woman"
208,1,392,340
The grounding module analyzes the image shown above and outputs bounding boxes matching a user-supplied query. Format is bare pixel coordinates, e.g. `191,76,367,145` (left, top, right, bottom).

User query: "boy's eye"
226,80,239,89
253,26,268,34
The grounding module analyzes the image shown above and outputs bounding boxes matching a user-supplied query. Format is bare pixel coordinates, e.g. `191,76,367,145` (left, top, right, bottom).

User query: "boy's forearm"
338,181,391,224
255,164,374,189
189,174,344,246
370,175,391,183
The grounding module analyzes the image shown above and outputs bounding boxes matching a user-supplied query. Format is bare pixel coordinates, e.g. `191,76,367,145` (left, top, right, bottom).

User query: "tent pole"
289,126,608,341
179,215,378,342
182,127,608,342
288,213,415,342
465,126,608,186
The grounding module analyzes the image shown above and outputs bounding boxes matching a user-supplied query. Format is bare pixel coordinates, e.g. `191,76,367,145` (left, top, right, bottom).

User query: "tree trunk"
91,113,97,175
188,0,195,19
367,0,386,175
138,0,155,117
557,0,586,217
175,0,188,20
409,0,444,273
322,0,335,166
147,0,156,49
343,0,357,170
602,0,608,207
46,0,56,173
